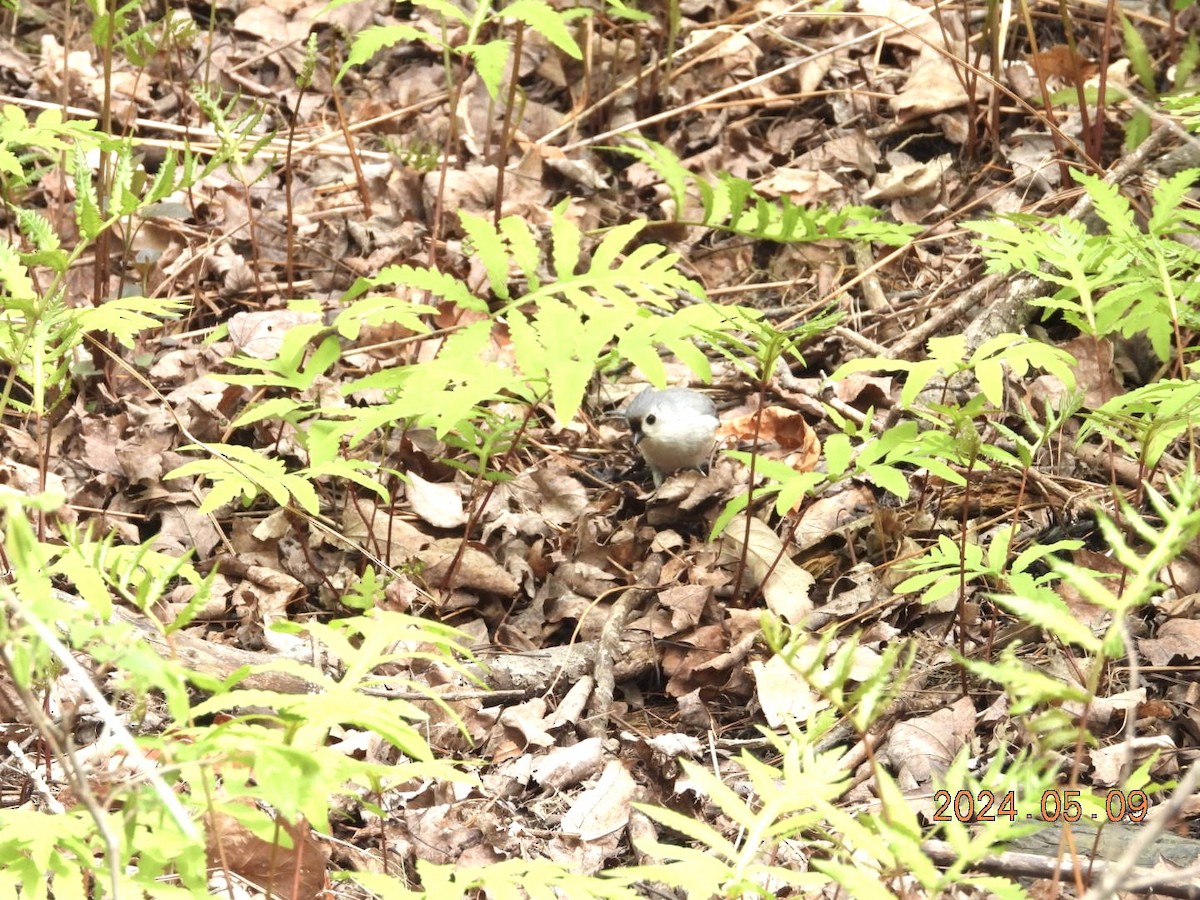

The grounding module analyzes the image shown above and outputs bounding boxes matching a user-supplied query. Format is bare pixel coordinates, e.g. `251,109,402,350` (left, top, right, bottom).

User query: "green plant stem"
92,0,117,313
955,453,977,697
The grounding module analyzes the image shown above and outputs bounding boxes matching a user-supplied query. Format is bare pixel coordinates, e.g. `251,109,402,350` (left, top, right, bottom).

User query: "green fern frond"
140,144,189,207
77,297,189,349
1146,168,1200,231
0,291,79,415
221,331,341,390
461,212,519,299
502,0,583,59
72,143,102,238
499,215,543,286
166,443,322,514
342,320,528,438
616,140,917,246
463,40,512,98
550,205,582,279
411,0,472,25
1079,379,1200,467
1162,92,1200,128
109,142,141,218
971,166,1200,366
190,87,272,167
13,210,60,267
338,266,483,339
0,239,37,303
338,24,446,81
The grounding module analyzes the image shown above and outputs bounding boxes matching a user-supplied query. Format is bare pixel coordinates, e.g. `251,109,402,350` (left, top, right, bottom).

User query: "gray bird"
623,387,719,486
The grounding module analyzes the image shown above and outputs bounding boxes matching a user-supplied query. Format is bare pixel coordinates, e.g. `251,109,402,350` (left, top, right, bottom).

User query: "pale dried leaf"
561,760,636,842
406,472,466,529
751,654,825,728
531,737,606,789
1138,619,1200,666
883,696,975,785
227,310,323,360
1092,734,1176,786
718,515,814,624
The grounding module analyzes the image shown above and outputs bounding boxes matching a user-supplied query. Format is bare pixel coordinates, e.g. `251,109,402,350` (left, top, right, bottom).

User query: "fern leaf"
461,212,513,300
77,297,189,349
333,294,434,341
616,335,668,385
411,0,471,25
616,141,689,209
1148,168,1200,233
590,219,647,271
502,0,583,59
499,216,542,290
168,444,321,514
305,458,388,503
109,143,140,217
1073,171,1138,243
0,240,37,303
550,204,581,280
339,24,442,80
466,40,512,99
619,140,916,245
337,266,482,338
142,145,182,206
72,144,103,238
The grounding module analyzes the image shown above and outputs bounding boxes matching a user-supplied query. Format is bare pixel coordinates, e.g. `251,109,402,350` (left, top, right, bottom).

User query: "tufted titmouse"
623,387,719,486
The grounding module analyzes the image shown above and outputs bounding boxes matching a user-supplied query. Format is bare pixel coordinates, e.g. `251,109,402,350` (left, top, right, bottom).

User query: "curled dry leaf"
38,35,98,95
559,759,637,844
339,501,432,558
833,373,894,409
205,807,328,899
406,472,466,529
498,697,556,749
866,153,953,202
531,737,606,790
718,515,814,625
1024,335,1119,412
1091,733,1176,786
757,167,844,206
793,485,875,552
1030,44,1098,84
718,405,820,472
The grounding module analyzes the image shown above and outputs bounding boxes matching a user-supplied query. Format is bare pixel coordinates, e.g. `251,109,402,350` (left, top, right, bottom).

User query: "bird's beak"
628,421,643,445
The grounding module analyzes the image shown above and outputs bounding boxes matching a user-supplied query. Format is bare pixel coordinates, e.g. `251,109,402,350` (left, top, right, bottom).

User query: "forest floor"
3,0,1200,897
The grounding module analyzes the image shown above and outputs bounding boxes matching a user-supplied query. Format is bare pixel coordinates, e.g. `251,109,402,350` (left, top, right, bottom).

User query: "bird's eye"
645,414,656,425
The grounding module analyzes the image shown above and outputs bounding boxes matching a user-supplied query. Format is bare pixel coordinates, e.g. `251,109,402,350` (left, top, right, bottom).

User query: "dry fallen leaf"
719,405,821,472
227,309,324,360
750,653,825,728
1138,619,1200,666
531,737,606,790
406,472,467,529
1091,734,1177,786
718,515,814,625
560,759,637,844
423,539,520,597
882,696,975,787
205,808,329,898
